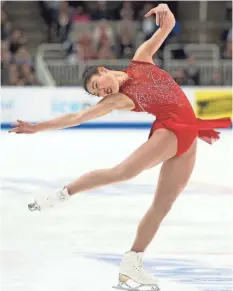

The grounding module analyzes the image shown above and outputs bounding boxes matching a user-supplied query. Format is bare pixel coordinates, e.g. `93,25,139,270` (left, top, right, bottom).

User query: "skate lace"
60,191,67,201
46,191,67,202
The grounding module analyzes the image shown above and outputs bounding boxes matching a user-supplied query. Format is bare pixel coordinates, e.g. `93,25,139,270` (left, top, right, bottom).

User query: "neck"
112,70,130,87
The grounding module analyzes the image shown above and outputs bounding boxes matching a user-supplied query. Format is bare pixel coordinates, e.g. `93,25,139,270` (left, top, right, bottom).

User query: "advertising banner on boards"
195,89,232,119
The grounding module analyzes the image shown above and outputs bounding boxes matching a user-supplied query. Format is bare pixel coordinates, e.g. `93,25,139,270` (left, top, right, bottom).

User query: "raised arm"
133,4,175,63
9,95,125,134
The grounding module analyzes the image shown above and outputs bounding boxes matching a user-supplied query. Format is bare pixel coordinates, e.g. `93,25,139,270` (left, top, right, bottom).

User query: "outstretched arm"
133,4,175,63
9,95,122,134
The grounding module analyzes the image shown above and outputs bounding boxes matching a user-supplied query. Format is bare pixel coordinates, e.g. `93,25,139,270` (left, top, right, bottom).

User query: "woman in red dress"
10,4,231,291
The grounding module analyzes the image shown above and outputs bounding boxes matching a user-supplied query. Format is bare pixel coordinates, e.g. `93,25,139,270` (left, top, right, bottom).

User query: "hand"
8,120,37,134
145,4,174,27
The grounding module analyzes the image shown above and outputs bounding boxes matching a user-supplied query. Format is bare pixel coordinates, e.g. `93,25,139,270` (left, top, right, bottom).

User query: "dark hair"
82,66,99,93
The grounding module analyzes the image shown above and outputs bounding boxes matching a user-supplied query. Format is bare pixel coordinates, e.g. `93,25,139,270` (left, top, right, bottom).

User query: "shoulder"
132,51,155,65
130,59,156,66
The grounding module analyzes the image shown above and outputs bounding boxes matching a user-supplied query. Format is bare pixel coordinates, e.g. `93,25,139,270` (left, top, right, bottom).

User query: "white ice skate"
113,251,160,291
28,188,70,211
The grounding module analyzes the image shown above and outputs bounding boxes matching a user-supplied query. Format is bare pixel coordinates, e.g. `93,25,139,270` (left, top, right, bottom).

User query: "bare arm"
35,99,116,131
9,95,126,134
133,4,175,63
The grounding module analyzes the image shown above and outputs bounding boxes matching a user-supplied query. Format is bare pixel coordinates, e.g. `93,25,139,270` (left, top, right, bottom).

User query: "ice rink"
1,129,232,291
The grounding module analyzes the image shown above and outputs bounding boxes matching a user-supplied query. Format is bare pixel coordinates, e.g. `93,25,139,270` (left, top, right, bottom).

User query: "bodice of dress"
119,60,191,116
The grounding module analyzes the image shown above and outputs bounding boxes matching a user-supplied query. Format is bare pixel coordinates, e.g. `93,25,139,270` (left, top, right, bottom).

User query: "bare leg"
131,139,197,252
66,129,177,195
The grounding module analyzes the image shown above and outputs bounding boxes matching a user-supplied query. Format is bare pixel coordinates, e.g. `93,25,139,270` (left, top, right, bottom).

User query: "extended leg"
131,139,197,252
29,129,177,212
67,129,177,195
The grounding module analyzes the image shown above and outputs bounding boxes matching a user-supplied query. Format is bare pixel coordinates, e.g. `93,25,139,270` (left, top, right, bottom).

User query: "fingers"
8,124,26,134
144,8,154,17
9,120,25,133
159,10,167,27
155,10,159,26
8,127,20,133
17,119,26,125
10,120,26,127
145,5,169,27
10,123,19,127
8,128,27,134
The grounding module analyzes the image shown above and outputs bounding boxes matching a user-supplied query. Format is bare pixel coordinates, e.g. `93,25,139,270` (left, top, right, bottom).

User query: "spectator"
225,1,232,21
72,6,90,23
1,39,9,52
1,10,12,40
78,32,97,60
173,68,189,85
8,63,19,86
209,71,223,86
39,1,60,42
14,46,32,66
170,20,181,42
184,55,200,85
1,5,40,86
25,72,40,86
20,65,40,86
1,47,12,85
66,39,79,63
9,29,26,54
118,33,134,59
103,1,122,20
132,2,145,20
223,28,232,59
118,14,135,54
97,38,116,59
1,44,12,68
16,76,27,86
120,1,134,20
93,20,115,50
84,2,98,20
55,1,72,43
96,1,109,20
141,4,156,41
87,1,111,21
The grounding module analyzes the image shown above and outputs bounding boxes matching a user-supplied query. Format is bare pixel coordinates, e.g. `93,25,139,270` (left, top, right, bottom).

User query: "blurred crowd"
38,0,232,86
39,1,180,60
1,1,232,87
1,3,40,86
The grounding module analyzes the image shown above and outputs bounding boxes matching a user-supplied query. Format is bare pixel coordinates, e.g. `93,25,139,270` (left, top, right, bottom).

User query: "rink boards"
1,87,232,129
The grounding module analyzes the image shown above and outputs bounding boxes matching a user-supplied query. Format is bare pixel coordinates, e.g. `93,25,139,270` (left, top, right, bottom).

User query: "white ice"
1,129,232,291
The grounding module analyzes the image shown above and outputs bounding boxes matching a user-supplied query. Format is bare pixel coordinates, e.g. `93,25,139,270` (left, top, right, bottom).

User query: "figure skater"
9,4,231,291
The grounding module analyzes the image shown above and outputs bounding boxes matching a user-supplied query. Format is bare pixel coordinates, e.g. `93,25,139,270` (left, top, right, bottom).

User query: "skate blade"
113,282,160,291
28,200,41,212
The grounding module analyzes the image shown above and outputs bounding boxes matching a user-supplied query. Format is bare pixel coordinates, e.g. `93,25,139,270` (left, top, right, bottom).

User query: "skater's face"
86,67,119,97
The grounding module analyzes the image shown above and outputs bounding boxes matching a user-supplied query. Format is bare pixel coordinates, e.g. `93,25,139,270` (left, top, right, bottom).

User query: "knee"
152,199,173,218
112,165,141,181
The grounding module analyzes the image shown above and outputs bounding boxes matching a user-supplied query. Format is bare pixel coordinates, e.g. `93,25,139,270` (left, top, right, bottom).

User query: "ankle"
130,247,145,253
64,186,72,196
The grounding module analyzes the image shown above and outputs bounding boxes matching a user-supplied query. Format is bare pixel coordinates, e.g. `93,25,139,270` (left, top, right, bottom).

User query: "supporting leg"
131,139,197,252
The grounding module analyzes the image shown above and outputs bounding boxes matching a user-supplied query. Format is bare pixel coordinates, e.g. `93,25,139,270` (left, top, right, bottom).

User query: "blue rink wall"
1,86,232,129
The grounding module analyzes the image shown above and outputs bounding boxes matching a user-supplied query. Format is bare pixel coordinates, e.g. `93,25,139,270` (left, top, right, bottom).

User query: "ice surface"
1,129,232,291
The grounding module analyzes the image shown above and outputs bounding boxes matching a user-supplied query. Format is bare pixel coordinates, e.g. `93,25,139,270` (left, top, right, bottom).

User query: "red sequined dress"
120,60,232,156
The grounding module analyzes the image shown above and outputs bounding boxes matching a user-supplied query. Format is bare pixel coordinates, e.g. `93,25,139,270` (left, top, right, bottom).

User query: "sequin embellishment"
120,62,185,113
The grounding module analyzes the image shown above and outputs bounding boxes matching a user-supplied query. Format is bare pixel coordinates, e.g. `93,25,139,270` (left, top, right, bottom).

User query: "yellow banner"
195,90,232,119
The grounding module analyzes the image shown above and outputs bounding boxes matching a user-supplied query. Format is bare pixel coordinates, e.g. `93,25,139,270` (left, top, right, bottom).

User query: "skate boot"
28,188,70,211
113,251,160,291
